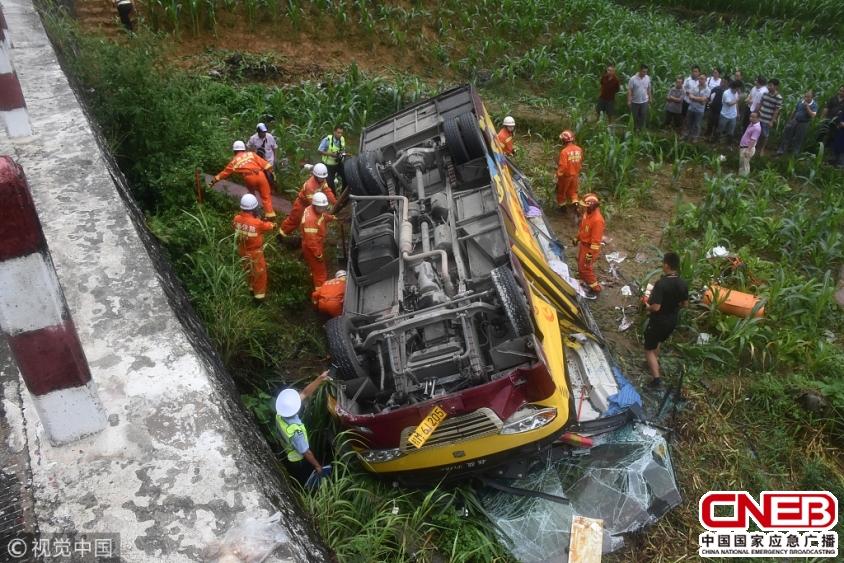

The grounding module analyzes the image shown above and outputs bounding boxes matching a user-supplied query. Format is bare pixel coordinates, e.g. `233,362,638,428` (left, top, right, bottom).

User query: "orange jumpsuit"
280,176,337,235
556,144,583,206
215,152,276,219
311,276,346,317
300,205,336,290
577,208,605,291
234,211,275,299
497,128,515,156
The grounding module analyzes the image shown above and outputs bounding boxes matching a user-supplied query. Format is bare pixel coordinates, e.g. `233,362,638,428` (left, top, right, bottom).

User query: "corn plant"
243,0,265,31
204,0,217,37
137,0,162,31
185,0,202,36
219,0,237,13
286,0,301,31
156,0,182,35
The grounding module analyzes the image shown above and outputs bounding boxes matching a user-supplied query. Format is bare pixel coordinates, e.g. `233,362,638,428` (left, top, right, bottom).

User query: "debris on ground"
205,512,289,563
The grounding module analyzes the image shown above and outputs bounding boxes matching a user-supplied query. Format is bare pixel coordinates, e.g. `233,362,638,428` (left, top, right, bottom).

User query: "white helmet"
232,140,246,151
503,116,516,127
313,163,329,179
275,389,301,418
256,123,267,132
240,193,259,210
335,270,347,278
312,192,329,207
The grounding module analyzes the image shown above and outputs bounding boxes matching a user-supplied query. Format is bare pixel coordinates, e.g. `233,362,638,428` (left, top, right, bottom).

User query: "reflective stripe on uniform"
303,228,318,233
276,414,308,462
321,136,346,165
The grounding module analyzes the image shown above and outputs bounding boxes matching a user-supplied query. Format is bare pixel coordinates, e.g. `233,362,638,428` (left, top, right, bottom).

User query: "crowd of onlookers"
596,65,844,172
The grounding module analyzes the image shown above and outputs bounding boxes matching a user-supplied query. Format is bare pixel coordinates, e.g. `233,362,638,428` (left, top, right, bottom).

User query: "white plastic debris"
549,260,587,297
618,311,633,332
205,512,289,563
705,246,730,258
621,285,633,297
634,252,647,263
605,252,627,263
696,333,711,345
719,154,727,162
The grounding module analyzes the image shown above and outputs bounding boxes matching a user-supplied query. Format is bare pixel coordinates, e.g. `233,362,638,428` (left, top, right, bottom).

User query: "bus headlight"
359,448,404,463
500,407,557,434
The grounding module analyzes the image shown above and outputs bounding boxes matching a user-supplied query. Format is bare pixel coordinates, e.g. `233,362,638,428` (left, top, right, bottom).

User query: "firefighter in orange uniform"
300,192,337,291
497,116,516,156
555,130,583,212
211,141,277,220
280,163,337,236
312,270,347,317
573,193,605,300
234,194,275,302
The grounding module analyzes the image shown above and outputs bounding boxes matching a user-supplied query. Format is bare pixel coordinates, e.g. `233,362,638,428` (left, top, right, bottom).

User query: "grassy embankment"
43,0,844,561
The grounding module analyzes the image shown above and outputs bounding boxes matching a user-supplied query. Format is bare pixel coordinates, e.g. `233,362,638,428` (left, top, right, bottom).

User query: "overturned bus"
325,84,641,486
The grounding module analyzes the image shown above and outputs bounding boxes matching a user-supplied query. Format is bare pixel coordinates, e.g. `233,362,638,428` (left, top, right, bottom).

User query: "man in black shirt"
819,85,844,147
644,252,689,389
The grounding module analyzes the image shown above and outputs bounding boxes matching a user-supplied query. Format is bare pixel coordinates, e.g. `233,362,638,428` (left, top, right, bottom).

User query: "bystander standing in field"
664,77,684,132
681,65,701,134
597,66,621,123
714,80,743,143
497,116,517,156
706,68,723,91
776,90,818,156
643,252,688,390
739,112,762,176
627,65,653,132
818,84,844,147
705,76,725,140
742,75,767,136
757,79,783,156
683,74,710,143
829,112,844,169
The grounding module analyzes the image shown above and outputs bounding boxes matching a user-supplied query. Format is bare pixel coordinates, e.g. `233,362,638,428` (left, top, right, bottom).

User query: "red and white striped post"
0,156,107,444
0,6,33,137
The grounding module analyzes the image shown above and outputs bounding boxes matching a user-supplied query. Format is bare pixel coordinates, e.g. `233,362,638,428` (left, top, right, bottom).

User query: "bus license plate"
408,406,447,449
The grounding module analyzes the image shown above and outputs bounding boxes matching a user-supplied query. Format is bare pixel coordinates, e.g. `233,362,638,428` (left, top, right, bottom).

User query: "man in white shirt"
681,65,701,134
247,123,279,167
714,80,743,143
742,75,767,135
627,64,653,132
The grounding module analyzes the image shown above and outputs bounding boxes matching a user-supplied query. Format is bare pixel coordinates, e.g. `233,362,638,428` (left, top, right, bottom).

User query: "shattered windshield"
482,424,680,560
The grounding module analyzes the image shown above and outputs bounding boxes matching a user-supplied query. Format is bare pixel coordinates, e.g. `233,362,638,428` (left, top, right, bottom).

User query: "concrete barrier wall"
0,0,331,561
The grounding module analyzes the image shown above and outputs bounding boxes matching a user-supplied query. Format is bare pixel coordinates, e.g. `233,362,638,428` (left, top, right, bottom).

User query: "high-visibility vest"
321,135,346,166
276,414,308,462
